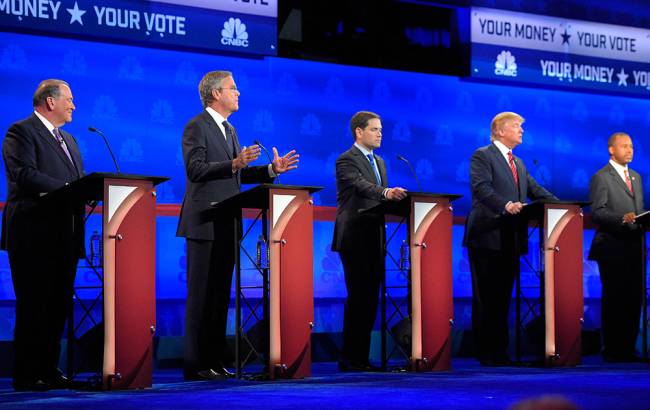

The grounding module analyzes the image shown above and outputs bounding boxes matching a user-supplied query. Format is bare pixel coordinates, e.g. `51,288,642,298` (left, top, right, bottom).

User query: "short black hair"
350,111,380,140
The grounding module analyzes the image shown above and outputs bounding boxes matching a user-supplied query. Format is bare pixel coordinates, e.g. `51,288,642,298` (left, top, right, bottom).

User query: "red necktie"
508,151,519,185
624,169,633,194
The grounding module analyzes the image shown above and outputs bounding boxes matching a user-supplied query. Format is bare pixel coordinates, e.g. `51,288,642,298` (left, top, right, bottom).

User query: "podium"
633,211,650,358
46,172,168,389
369,192,460,371
519,200,588,367
209,184,321,379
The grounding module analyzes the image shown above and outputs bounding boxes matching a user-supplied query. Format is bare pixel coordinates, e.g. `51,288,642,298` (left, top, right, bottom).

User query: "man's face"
356,118,382,151
212,76,240,116
497,118,523,149
48,85,75,126
609,135,634,165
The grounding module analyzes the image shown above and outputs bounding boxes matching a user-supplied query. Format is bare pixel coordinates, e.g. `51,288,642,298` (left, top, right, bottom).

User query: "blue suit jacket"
1,113,84,254
463,142,556,253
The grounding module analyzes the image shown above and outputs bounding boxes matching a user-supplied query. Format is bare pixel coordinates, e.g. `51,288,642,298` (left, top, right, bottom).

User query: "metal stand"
380,217,411,370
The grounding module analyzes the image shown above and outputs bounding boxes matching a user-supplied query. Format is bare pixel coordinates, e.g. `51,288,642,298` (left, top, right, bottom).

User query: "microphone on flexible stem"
88,126,121,174
397,154,422,192
532,159,547,186
254,139,280,184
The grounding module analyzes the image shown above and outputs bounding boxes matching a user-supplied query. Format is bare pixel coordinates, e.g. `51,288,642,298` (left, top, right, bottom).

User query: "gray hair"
32,79,69,107
198,71,232,108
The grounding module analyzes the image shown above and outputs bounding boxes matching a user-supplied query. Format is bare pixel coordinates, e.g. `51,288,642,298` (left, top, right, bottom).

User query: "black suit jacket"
176,110,273,241
332,145,388,252
1,113,84,254
463,142,556,254
588,163,645,261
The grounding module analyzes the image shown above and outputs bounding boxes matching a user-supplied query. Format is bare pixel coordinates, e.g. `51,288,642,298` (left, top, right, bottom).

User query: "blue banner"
0,0,276,55
472,43,650,96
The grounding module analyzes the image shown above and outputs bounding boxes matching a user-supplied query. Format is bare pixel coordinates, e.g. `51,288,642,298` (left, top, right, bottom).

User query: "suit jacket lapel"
376,155,388,187
489,143,517,186
202,111,232,160
351,146,379,184
30,115,79,175
59,130,83,177
607,163,634,198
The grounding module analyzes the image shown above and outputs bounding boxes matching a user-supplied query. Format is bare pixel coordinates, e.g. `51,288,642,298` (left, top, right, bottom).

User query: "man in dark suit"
588,132,644,362
332,111,407,371
177,71,298,380
463,111,556,366
2,79,85,390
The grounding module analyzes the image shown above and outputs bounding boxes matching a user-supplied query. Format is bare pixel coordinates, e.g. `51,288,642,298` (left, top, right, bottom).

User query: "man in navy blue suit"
177,71,299,380
2,79,85,390
463,111,557,366
332,111,407,371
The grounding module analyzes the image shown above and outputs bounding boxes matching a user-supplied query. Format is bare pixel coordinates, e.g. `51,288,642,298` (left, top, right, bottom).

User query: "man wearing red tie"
588,132,645,362
463,112,557,366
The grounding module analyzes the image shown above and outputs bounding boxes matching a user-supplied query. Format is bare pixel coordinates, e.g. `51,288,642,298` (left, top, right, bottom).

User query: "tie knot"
367,153,374,163
507,150,513,160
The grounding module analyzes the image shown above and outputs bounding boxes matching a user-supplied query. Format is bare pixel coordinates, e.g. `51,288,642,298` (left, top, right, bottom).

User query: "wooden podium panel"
269,189,314,379
103,179,158,389
543,204,584,367
410,196,454,371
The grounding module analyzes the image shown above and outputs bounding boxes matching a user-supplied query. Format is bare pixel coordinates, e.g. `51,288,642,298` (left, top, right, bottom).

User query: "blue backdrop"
0,31,648,335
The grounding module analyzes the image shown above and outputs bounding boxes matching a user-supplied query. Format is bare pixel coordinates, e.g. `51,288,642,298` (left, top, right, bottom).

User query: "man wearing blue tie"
332,111,407,371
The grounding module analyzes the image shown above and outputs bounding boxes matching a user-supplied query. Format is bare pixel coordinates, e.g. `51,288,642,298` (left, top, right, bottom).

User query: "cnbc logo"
221,17,249,48
494,50,517,77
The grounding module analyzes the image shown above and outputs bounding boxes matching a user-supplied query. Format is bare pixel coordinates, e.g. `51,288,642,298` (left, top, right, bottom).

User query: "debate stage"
1,358,649,409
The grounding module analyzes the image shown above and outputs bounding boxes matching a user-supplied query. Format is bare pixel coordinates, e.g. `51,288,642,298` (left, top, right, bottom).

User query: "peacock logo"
221,17,249,48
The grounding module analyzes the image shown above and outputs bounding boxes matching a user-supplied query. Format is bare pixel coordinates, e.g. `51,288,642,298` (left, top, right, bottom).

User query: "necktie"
624,169,634,194
366,154,382,184
52,128,75,166
507,151,519,185
222,120,237,157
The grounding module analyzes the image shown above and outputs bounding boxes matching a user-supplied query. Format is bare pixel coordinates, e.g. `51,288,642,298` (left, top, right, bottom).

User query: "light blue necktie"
366,154,382,184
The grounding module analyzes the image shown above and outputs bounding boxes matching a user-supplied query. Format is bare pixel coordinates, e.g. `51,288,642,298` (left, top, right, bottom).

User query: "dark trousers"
597,253,642,358
10,242,78,384
468,246,519,362
338,245,383,365
184,221,237,375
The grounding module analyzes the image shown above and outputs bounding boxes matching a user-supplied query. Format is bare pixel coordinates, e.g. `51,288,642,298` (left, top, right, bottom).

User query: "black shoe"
214,366,235,378
184,369,227,381
338,361,383,372
47,370,71,389
13,378,52,391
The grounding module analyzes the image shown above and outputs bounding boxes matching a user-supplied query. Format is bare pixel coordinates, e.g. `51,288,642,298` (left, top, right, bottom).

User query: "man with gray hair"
2,79,84,390
177,71,299,380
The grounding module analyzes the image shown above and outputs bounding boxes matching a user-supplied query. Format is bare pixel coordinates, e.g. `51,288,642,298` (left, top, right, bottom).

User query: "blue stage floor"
1,358,649,409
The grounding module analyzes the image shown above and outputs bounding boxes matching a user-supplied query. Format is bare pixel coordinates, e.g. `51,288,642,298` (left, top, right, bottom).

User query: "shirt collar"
493,140,511,157
205,106,227,126
609,159,629,174
33,110,56,134
354,142,373,157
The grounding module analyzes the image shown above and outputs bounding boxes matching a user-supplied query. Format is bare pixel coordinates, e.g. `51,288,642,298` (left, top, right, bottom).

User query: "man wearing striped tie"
463,111,557,366
588,132,645,362
332,111,407,371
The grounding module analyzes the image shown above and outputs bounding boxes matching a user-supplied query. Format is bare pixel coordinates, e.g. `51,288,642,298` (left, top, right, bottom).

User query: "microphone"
532,159,547,186
88,126,121,174
254,139,279,184
397,154,422,192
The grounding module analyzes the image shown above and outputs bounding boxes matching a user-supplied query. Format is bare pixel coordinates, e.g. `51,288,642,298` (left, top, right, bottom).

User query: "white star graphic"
67,2,86,26
617,68,629,86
